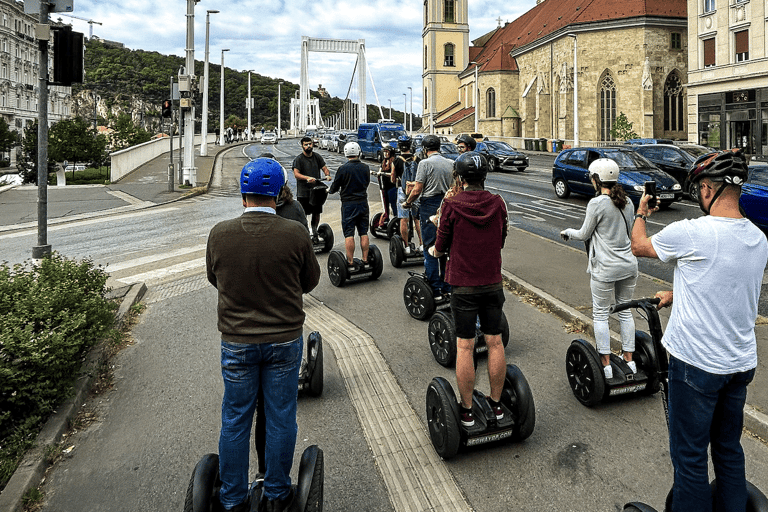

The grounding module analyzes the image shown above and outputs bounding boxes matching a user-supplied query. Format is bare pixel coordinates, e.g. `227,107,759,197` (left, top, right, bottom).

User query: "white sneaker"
419,245,424,253
404,246,411,255
603,365,613,380
626,361,637,374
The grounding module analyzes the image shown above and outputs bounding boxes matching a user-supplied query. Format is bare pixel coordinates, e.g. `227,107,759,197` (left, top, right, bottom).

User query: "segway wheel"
386,217,400,238
317,224,334,253
327,251,348,287
370,213,386,239
425,377,461,459
634,331,660,395
389,235,405,268
305,331,324,397
183,453,222,512
622,504,658,512
565,340,605,407
368,245,384,280
709,479,768,511
428,310,457,367
403,275,435,320
502,365,536,441
296,445,324,512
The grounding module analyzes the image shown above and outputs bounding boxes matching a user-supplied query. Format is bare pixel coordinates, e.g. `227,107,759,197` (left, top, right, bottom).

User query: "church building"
423,0,689,146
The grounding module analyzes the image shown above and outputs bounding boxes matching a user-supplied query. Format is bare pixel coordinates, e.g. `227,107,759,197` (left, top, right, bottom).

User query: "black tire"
634,331,660,395
389,235,405,268
425,377,461,459
428,310,457,367
503,365,536,441
297,445,324,512
554,178,570,199
317,224,334,253
327,251,347,287
565,340,605,407
622,504,657,512
370,213,386,239
377,151,383,163
688,179,700,202
183,453,221,512
489,157,499,172
368,245,384,280
403,274,435,320
707,479,768,512
517,167,526,172
386,217,400,238
306,332,324,397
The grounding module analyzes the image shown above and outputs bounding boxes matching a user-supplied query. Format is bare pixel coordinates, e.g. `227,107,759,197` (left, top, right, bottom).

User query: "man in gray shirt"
403,134,453,296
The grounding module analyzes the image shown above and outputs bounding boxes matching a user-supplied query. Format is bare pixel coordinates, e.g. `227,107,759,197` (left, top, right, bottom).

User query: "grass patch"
50,166,110,185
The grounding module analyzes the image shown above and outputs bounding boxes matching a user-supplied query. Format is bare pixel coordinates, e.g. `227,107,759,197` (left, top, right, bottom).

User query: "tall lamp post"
403,93,406,128
201,9,218,156
278,81,283,138
181,0,197,186
219,48,229,146
247,70,253,141
470,61,479,134
408,86,412,134
388,99,392,119
568,34,579,148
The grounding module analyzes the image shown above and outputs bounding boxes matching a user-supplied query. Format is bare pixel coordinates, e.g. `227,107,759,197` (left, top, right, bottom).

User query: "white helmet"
589,158,619,184
344,141,361,158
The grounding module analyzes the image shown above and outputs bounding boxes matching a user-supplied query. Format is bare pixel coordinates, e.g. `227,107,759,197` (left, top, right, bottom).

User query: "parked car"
551,147,683,207
261,132,277,144
741,164,768,233
440,142,460,161
64,164,87,173
624,138,675,145
629,143,712,200
475,140,529,172
319,133,335,150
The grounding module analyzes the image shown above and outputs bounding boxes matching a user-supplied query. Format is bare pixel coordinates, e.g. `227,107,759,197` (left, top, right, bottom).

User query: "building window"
671,33,682,50
703,37,716,67
735,30,749,62
704,0,715,12
444,0,455,23
486,88,496,118
600,73,617,141
444,43,455,67
664,73,684,132
424,1,428,25
424,46,427,69
425,87,428,111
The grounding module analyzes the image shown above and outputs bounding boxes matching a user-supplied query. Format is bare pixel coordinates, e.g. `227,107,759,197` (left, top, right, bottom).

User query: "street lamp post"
388,99,391,119
470,61,479,134
182,0,197,186
247,70,253,141
219,48,229,146
403,93,406,128
201,9,218,157
408,86,412,134
278,81,283,139
569,34,579,148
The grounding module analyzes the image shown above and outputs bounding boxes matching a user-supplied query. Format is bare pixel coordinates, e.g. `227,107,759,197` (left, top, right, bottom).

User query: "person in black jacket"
329,141,370,270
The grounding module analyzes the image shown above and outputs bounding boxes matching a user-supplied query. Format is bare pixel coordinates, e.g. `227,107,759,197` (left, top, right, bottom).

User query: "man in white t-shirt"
631,148,768,512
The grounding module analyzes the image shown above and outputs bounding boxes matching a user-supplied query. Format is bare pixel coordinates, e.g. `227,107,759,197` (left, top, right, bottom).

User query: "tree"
16,122,38,184
49,117,107,171
610,112,639,141
110,113,151,150
0,118,17,165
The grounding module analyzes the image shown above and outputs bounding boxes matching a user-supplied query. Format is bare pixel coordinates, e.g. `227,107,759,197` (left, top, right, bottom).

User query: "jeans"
419,194,449,293
668,356,755,512
218,336,303,508
590,276,636,355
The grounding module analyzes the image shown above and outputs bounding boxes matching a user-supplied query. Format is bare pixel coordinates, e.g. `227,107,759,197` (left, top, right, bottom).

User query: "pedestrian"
328,141,371,270
206,157,321,512
456,133,477,154
402,134,454,298
376,145,397,227
392,135,423,255
559,158,639,379
631,148,768,512
292,136,331,243
430,152,508,428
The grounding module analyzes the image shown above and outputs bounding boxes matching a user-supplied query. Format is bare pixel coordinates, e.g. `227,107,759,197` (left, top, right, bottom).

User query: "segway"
428,310,510,367
615,298,768,512
403,271,449,320
326,245,384,287
426,363,535,459
369,169,399,240
389,207,424,268
309,181,334,254
298,331,323,397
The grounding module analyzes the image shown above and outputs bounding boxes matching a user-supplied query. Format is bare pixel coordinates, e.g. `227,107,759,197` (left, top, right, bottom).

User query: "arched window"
599,73,617,141
444,43,455,67
444,0,455,23
664,73,684,132
486,88,496,118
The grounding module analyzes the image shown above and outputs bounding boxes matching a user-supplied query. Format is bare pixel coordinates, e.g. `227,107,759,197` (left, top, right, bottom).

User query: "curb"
0,282,147,512
500,268,768,440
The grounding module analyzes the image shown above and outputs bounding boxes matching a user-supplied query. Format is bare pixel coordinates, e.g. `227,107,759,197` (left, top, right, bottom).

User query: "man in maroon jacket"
431,151,508,428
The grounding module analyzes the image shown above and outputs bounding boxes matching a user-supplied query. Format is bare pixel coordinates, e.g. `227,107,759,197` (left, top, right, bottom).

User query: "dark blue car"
552,147,683,207
742,164,768,233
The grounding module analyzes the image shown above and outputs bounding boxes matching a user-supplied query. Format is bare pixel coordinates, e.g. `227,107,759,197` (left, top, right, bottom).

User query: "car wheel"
377,152,383,163
554,178,570,199
517,167,526,172
489,157,499,172
688,180,699,202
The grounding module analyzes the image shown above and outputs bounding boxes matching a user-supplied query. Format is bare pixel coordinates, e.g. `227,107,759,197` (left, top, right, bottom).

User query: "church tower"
422,0,469,132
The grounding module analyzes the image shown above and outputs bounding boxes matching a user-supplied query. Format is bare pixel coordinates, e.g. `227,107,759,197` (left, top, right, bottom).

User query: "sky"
56,0,537,120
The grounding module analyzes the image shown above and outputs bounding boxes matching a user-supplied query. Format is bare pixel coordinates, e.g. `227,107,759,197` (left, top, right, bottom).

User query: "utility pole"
33,1,51,259
247,70,253,141
278,81,283,139
200,9,218,156
168,76,174,192
219,49,229,146
408,86,413,134
181,0,197,186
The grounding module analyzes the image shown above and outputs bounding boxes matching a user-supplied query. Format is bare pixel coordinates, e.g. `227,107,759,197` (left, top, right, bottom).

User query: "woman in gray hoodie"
560,158,639,380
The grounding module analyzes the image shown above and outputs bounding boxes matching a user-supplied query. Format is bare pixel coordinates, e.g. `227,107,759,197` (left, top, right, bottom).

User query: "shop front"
697,88,767,158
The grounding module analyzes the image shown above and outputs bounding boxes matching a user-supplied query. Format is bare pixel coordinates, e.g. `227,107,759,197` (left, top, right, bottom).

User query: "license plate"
659,193,674,199
513,160,523,165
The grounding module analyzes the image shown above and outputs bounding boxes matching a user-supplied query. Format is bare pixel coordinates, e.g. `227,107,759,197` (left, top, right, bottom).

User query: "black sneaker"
311,233,320,245
460,406,475,427
487,397,504,420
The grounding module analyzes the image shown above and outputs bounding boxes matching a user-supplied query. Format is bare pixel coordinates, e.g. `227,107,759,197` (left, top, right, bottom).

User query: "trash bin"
546,140,553,152
524,138,532,151
539,138,547,152
556,139,564,152
532,139,540,151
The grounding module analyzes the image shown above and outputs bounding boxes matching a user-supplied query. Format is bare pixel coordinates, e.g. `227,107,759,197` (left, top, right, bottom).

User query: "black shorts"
298,196,323,216
450,287,506,339
341,202,369,238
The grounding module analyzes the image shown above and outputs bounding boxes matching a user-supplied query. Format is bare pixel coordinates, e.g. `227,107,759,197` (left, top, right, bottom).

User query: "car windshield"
441,143,459,154
605,150,652,169
680,146,712,158
747,167,768,186
485,141,515,151
381,130,407,142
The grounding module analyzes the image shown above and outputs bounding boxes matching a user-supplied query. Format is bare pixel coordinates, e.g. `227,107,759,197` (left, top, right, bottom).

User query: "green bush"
52,166,111,185
0,253,116,489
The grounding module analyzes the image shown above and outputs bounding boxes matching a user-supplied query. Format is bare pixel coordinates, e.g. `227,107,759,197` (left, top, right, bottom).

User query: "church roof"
435,106,475,128
467,0,685,74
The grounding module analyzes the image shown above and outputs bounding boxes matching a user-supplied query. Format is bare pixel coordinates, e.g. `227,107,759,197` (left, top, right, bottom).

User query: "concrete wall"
110,134,216,182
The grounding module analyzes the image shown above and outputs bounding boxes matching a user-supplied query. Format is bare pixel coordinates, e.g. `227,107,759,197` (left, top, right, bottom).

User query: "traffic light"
52,26,83,86
162,99,172,118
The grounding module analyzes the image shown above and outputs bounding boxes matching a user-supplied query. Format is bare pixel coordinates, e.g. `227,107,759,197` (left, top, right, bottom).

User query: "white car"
261,132,277,144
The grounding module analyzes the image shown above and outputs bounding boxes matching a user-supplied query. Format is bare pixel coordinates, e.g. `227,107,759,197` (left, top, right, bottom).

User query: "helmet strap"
698,180,729,215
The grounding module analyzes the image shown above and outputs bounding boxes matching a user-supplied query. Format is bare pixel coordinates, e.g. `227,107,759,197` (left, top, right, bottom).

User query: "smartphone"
644,181,657,209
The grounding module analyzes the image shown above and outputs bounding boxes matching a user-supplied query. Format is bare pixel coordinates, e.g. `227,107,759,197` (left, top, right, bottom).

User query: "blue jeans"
218,336,303,508
668,355,755,512
419,194,449,293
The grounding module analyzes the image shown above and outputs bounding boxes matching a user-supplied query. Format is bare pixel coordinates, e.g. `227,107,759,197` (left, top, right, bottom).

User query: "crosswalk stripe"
115,257,206,285
107,245,206,272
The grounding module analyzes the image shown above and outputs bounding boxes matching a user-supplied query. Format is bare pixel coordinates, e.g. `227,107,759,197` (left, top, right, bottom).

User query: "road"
2,140,766,511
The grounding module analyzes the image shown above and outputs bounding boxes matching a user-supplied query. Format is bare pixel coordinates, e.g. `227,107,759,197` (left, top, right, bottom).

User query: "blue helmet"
240,157,285,197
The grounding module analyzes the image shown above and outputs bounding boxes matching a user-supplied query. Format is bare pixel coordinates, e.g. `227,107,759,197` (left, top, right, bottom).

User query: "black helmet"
688,148,748,214
454,151,489,182
422,134,441,152
397,135,412,152
456,134,477,151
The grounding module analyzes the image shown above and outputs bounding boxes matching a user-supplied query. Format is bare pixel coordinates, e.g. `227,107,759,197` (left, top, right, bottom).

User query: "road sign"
24,0,74,14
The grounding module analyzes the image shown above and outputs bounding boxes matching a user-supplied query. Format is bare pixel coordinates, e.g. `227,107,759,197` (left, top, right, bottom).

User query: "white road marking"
107,244,207,272
115,257,206,285
106,190,151,206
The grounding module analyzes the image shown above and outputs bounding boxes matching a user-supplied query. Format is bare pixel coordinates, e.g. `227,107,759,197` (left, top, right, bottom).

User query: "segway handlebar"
609,297,661,314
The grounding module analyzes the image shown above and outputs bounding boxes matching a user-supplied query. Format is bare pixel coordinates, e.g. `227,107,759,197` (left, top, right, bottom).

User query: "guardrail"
110,134,216,182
